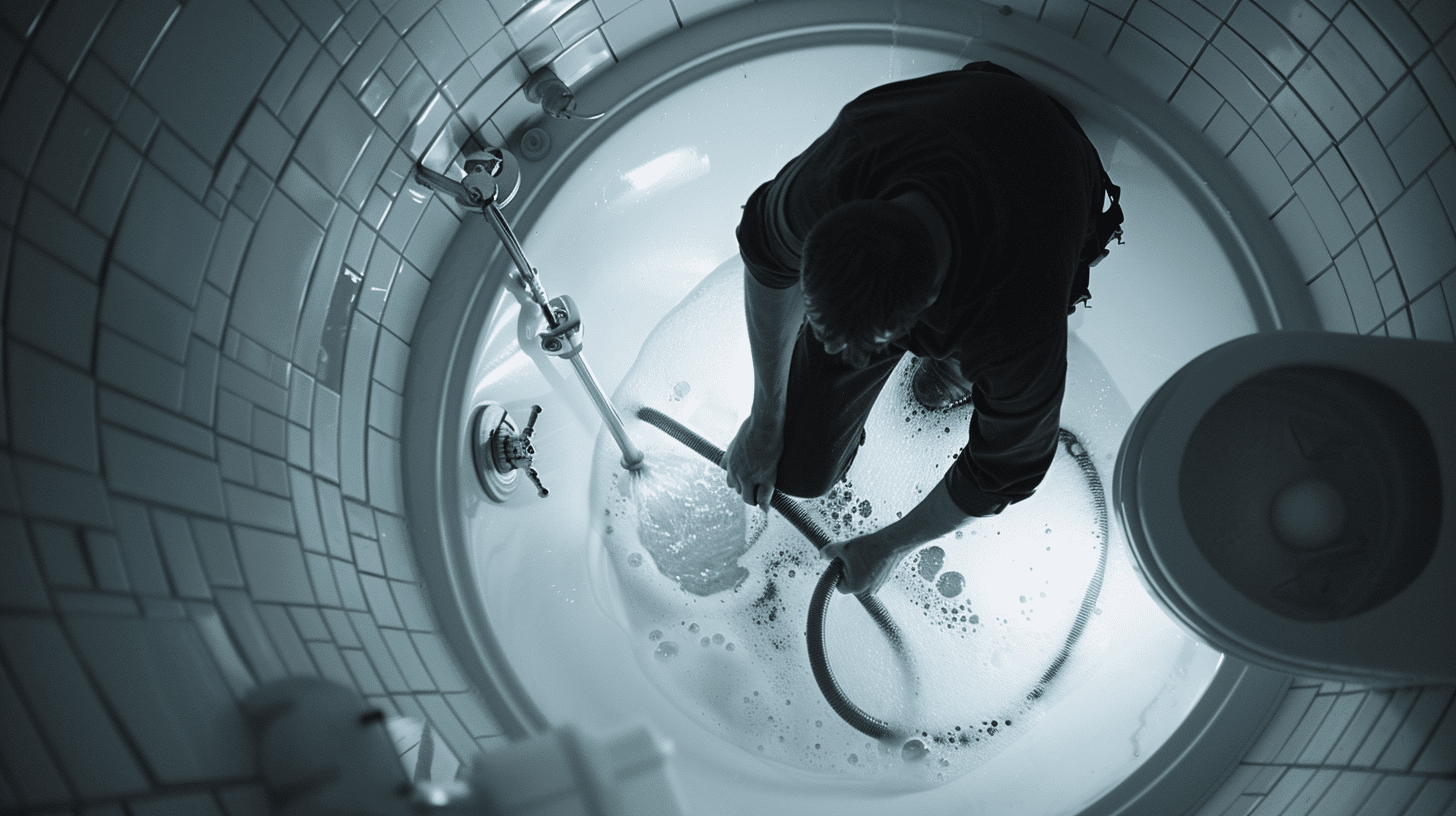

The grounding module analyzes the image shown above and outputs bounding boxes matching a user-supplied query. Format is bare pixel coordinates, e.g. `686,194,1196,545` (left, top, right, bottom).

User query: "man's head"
800,199,940,368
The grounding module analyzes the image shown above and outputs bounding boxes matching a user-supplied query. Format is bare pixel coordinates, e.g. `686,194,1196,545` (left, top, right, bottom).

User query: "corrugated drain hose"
634,407,1107,742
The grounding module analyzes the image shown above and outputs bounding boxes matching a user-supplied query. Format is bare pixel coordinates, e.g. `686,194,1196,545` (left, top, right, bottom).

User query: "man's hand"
821,532,908,596
723,414,782,512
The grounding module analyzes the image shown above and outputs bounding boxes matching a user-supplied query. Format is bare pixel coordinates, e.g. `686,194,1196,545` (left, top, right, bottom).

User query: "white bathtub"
404,5,1304,814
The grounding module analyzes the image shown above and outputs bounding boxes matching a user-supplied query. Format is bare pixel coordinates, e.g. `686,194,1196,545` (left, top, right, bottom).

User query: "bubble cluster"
586,259,1118,785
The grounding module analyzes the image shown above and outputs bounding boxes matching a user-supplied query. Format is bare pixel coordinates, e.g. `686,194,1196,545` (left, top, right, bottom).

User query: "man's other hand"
722,414,783,512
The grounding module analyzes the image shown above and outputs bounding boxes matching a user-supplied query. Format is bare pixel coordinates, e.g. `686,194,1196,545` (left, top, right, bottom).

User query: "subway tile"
347,612,410,692
114,164,220,307
1257,107,1298,157
388,580,432,632
289,370,317,428
341,647,387,695
366,429,404,514
382,262,429,342
1318,147,1360,199
104,422,227,518
68,615,252,783
601,0,679,58
1309,266,1359,331
97,329,185,412
189,603,258,698
340,22,395,96
54,590,142,616
1335,244,1386,330
1315,29,1387,115
1376,685,1455,770
352,533,386,576
1112,27,1188,102
13,455,114,528
1412,0,1456,40
0,515,53,610
1292,56,1361,140
554,0,604,45
417,694,475,761
233,527,314,604
8,343,101,473
446,690,501,738
83,529,132,593
519,25,565,73
254,603,317,676
1409,281,1456,340
189,518,244,588
33,95,110,209
552,28,614,88
375,512,416,581
231,194,326,360
340,313,379,502
381,628,435,691
1385,308,1415,336
1294,166,1356,251
150,510,212,600
303,551,341,608
344,497,379,539
147,127,213,203
1336,5,1408,88
361,573,404,627
251,408,287,460
1341,187,1378,231
0,616,150,797
315,478,353,559
306,640,357,687
212,588,288,683
1232,0,1307,76
1376,265,1409,315
1277,137,1314,179
251,453,290,498
359,239,400,320
1352,686,1422,765
72,56,129,121
102,265,193,365
278,162,336,228
378,64,437,142
224,482,297,534
1416,53,1456,146
32,521,92,589
1133,1,1205,64
215,392,253,448
114,94,161,153
31,0,114,82
1198,47,1271,126
0,57,65,176
1215,28,1286,102
1413,692,1456,773
0,658,72,806
231,165,274,222
235,106,294,180
386,0,435,33
1307,770,1382,816
297,87,378,196
333,559,369,611
18,192,107,286
368,381,403,438
412,632,467,692
1381,177,1456,294
205,208,255,296
1360,224,1396,273
505,0,582,49
321,607,359,647
311,385,342,483
1340,123,1406,212
1250,767,1320,816
1372,77,1431,145
1253,0,1330,49
1359,0,1431,65
261,31,320,114
1353,775,1426,816
1387,107,1450,183
280,50,341,136
1232,132,1296,212
80,136,144,235
404,194,461,282
408,9,471,83
1041,0,1088,38
288,605,331,641
440,0,505,47
1403,780,1456,816
7,243,98,369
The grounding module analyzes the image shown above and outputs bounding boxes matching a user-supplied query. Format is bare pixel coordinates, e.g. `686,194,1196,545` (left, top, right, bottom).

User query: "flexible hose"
634,407,1108,741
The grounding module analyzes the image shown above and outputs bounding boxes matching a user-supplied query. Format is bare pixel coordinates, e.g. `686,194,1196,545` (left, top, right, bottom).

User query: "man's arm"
722,270,805,510
820,481,968,595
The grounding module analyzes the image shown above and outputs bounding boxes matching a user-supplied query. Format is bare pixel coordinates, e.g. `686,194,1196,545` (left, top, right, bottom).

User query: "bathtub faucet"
415,152,646,473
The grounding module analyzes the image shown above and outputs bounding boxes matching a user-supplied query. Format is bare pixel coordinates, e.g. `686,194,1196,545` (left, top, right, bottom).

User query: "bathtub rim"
402,0,1302,810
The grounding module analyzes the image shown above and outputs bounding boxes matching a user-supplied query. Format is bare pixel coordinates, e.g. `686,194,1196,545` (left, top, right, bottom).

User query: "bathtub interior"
457,43,1265,815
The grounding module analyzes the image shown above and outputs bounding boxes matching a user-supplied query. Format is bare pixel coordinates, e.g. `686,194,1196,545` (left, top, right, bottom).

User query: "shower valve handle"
538,295,584,359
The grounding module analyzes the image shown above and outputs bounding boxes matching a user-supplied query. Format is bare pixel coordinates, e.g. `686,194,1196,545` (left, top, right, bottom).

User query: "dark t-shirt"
736,67,1104,516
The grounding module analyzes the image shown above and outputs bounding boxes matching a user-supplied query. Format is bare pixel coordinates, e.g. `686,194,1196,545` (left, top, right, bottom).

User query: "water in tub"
588,256,1142,785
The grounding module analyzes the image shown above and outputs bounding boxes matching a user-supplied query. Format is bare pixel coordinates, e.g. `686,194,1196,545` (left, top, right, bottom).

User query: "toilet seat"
1116,332,1456,684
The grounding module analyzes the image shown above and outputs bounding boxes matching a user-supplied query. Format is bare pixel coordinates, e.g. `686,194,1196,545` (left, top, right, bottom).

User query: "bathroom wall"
0,0,1452,814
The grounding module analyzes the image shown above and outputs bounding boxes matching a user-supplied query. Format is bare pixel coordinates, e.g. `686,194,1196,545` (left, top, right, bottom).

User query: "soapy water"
587,258,1133,784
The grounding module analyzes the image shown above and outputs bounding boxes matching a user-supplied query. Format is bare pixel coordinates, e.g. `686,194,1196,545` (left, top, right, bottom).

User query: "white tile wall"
0,0,1452,813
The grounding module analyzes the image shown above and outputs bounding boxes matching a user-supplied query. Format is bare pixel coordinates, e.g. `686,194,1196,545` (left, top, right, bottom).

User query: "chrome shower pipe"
416,157,646,472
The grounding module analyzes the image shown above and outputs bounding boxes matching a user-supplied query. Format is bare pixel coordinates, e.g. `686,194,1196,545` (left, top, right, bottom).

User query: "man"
721,62,1120,596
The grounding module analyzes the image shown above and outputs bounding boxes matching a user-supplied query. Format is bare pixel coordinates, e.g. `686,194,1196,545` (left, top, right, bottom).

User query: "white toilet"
1115,331,1455,684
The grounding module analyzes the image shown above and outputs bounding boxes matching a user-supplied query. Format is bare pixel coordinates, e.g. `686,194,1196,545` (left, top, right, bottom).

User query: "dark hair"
801,199,939,367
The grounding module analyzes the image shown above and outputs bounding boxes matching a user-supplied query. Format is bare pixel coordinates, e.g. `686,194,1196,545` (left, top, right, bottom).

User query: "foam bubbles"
587,258,1124,785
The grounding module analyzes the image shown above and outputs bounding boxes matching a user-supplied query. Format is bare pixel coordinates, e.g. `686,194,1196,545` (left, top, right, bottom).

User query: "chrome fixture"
471,402,548,502
415,148,646,479
524,66,605,120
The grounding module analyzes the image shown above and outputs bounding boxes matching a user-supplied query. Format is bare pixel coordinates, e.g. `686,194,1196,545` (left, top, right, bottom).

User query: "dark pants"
775,323,906,499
